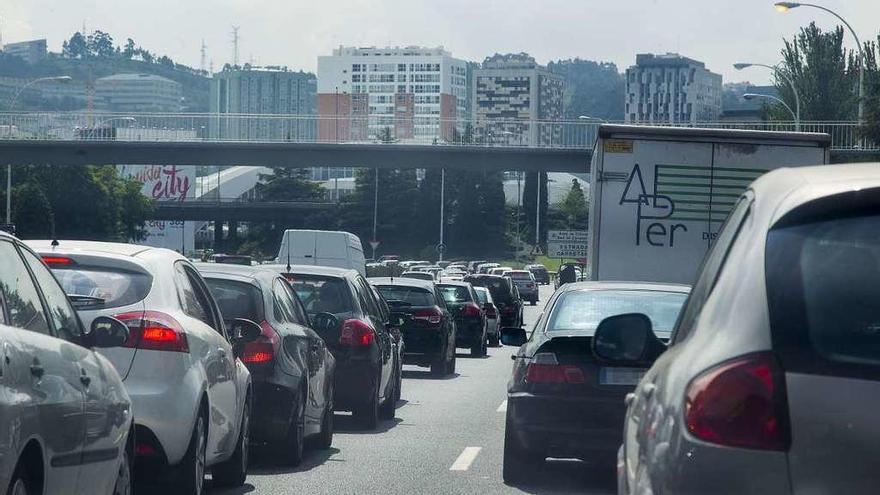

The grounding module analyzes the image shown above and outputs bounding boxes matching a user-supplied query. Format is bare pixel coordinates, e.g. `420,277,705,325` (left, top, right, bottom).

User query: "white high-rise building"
625,53,722,124
317,46,468,143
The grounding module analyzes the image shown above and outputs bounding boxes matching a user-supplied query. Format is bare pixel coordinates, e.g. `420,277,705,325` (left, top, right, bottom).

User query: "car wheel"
281,390,306,466
175,412,206,495
447,350,457,374
503,416,539,484
354,381,380,429
379,377,396,420
7,468,35,495
481,337,488,357
430,354,446,376
112,440,132,495
213,400,249,487
470,338,482,357
488,333,500,347
394,361,403,402
316,400,334,450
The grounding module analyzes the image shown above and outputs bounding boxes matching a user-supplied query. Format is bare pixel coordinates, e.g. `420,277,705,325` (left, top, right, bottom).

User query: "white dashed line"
450,447,482,471
497,400,507,412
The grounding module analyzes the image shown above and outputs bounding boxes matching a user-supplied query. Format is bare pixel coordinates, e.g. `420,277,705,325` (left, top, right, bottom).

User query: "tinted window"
547,289,689,336
0,241,50,334
506,271,532,280
467,277,512,303
287,274,354,316
204,278,263,322
22,250,82,341
375,285,435,306
437,285,472,304
51,267,152,309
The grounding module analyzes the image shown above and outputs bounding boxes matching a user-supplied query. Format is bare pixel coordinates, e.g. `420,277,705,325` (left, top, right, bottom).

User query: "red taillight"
340,319,375,346
685,352,790,451
241,321,280,365
462,303,482,317
526,283,535,289
525,353,585,384
114,311,188,353
412,309,442,326
41,256,74,265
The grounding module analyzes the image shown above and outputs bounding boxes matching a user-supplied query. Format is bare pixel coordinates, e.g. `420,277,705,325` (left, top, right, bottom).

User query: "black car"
499,281,690,483
525,264,550,285
197,264,336,465
270,265,402,429
370,278,457,377
464,274,523,328
436,282,487,357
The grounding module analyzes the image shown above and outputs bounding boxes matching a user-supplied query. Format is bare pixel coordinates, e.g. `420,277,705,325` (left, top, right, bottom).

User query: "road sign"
530,245,544,256
547,230,588,258
548,230,588,243
369,240,380,251
436,243,446,254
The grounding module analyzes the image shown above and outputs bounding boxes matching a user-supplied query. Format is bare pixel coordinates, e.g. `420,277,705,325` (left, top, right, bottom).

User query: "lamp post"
5,75,73,225
94,116,137,128
743,93,799,122
735,63,801,131
577,115,607,122
775,2,865,123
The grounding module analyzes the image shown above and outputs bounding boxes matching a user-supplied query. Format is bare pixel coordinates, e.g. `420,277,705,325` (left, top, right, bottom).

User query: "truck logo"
619,164,687,247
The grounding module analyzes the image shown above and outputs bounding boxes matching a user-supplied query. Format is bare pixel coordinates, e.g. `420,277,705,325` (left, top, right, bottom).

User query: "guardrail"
0,112,875,151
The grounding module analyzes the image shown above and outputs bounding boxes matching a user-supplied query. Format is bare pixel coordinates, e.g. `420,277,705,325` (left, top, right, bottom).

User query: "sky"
2,0,878,85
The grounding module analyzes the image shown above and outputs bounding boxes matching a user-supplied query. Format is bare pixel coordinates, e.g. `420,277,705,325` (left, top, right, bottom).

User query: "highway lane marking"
497,400,507,412
450,447,482,471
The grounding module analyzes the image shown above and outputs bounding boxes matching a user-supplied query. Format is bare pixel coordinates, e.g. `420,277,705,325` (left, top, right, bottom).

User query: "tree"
257,167,324,201
123,38,136,59
860,35,880,145
558,179,589,230
548,58,625,120
88,30,115,58
62,32,88,59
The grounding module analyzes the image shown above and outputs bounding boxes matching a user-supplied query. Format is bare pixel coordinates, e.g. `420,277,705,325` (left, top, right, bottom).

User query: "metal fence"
0,112,875,151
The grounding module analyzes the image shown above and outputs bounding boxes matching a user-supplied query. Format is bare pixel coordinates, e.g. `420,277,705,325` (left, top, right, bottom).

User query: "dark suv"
437,282,487,357
525,264,550,285
465,274,524,328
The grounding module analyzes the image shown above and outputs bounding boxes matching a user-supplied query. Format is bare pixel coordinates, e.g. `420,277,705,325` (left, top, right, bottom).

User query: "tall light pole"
439,168,445,262
372,168,379,259
775,2,865,123
5,75,73,225
734,63,801,131
535,172,541,249
743,93,799,122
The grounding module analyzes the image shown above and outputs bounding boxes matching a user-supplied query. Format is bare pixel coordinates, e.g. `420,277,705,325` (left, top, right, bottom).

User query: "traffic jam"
1,126,879,495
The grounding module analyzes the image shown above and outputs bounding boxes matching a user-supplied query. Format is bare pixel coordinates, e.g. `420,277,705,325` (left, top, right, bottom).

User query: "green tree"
62,32,88,59
558,178,589,230
548,58,625,120
256,167,324,201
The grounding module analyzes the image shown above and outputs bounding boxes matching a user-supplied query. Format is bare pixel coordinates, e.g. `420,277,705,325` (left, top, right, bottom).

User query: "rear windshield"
546,289,688,336
767,213,880,368
401,272,434,281
474,288,489,304
204,278,263,322
51,267,152,309
375,285,435,306
467,277,511,302
507,272,532,280
285,274,354,315
437,285,472,304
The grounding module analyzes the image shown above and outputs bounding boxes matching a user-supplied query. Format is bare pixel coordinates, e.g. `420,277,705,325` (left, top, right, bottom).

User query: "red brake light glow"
340,319,375,346
241,321,280,366
41,256,74,265
412,309,442,326
113,311,189,353
462,303,482,317
525,353,585,384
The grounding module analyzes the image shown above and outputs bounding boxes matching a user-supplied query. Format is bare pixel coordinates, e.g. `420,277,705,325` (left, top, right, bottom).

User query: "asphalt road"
141,284,616,495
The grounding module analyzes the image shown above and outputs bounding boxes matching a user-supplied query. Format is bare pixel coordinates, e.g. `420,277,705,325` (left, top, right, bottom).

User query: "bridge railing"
0,112,874,151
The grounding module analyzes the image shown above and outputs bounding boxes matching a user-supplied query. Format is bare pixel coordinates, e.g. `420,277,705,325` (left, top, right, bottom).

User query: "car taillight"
412,309,442,326
340,319,375,346
241,321,281,365
685,352,790,451
41,255,74,265
114,311,189,353
485,307,497,318
461,303,482,317
526,283,535,289
525,353,585,384
501,305,516,314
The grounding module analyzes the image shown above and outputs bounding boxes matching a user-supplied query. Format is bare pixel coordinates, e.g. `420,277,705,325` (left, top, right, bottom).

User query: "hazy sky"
3,0,878,85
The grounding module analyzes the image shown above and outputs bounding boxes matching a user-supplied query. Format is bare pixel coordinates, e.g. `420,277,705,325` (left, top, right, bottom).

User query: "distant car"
488,266,513,276
467,260,489,274
465,274,524,329
31,240,256,494
197,264,336,466
436,282,487,357
276,229,367,276
473,286,500,346
477,262,500,274
370,278,457,376
377,255,399,263
503,270,539,305
500,281,690,483
271,265,401,429
400,271,436,282
615,165,880,495
210,254,253,266
1,233,134,495
525,264,550,285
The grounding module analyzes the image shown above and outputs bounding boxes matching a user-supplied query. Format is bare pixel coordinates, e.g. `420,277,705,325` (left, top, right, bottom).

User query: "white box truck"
588,125,831,284
276,229,367,276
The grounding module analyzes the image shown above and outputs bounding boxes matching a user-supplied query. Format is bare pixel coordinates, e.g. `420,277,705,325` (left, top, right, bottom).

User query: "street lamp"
734,62,801,131
5,75,73,225
94,116,137,128
578,115,607,123
774,2,866,123
743,93,799,122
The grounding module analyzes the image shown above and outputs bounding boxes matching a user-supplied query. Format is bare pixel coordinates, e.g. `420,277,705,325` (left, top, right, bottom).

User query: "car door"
174,262,238,460
20,248,128,494
0,240,86,495
355,277,392,399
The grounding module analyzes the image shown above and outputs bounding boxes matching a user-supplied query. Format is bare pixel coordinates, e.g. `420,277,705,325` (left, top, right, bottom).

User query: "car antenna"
285,231,291,273
50,213,59,248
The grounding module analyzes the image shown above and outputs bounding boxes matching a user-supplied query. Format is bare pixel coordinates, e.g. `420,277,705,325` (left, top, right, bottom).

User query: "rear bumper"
334,359,377,411
249,375,299,444
499,309,520,327
402,328,445,365
455,319,484,348
518,288,538,300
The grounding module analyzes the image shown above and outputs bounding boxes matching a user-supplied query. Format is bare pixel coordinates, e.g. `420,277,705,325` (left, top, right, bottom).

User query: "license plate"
599,367,646,386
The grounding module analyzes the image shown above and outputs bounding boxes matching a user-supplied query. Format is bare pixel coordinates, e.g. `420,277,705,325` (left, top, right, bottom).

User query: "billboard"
118,164,196,254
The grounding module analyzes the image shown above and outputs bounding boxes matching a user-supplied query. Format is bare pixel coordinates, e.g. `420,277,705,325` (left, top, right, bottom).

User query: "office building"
96,73,183,112
472,53,565,145
317,46,468,142
625,53,722,124
2,39,47,64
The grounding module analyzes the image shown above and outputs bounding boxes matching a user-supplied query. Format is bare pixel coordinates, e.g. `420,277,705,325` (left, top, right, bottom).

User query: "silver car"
27,241,257,495
607,164,880,494
1,233,133,495
503,270,538,305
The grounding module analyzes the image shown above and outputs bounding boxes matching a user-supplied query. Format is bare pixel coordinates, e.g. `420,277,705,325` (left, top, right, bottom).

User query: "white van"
276,229,367,275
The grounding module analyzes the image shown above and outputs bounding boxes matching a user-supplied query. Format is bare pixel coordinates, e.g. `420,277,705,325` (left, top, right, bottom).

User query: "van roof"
598,124,831,146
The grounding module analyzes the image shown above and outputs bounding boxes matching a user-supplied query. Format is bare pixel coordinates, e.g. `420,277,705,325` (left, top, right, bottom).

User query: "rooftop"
330,45,452,57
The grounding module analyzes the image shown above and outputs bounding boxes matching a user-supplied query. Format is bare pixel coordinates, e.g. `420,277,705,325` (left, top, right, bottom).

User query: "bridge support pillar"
213,220,223,251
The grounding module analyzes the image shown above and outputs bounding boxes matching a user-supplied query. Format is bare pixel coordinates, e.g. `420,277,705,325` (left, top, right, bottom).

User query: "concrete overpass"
151,199,335,221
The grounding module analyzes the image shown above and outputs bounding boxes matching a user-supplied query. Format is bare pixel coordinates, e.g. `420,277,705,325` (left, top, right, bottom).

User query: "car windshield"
51,267,152,309
546,289,689,336
285,274,353,315
375,285,435,306
437,285,472,304
204,278,263,321
468,277,511,303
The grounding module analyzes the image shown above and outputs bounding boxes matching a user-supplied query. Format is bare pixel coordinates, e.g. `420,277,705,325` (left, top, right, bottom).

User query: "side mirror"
228,318,262,342
500,327,527,347
592,313,664,366
90,316,130,348
311,312,340,335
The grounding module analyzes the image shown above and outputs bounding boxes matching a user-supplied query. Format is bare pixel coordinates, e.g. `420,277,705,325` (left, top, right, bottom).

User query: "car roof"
194,262,281,284
435,281,471,288
558,281,691,294
369,277,435,289
466,274,505,279
262,263,359,278
25,239,160,258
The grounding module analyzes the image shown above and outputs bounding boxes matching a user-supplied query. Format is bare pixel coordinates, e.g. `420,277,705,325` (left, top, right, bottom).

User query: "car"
467,260,489,274
503,270,539,305
209,254,253,266
197,264,336,466
270,265,401,429
464,274,523,328
370,277,457,376
276,229,367,276
477,262,499,274
0,233,134,495
499,281,690,483
613,164,880,495
29,240,256,494
488,266,513,276
554,262,584,289
524,264,550,285
400,271,436,282
436,282,487,357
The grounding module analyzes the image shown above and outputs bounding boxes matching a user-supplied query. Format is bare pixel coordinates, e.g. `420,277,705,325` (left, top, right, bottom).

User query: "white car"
28,241,257,495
